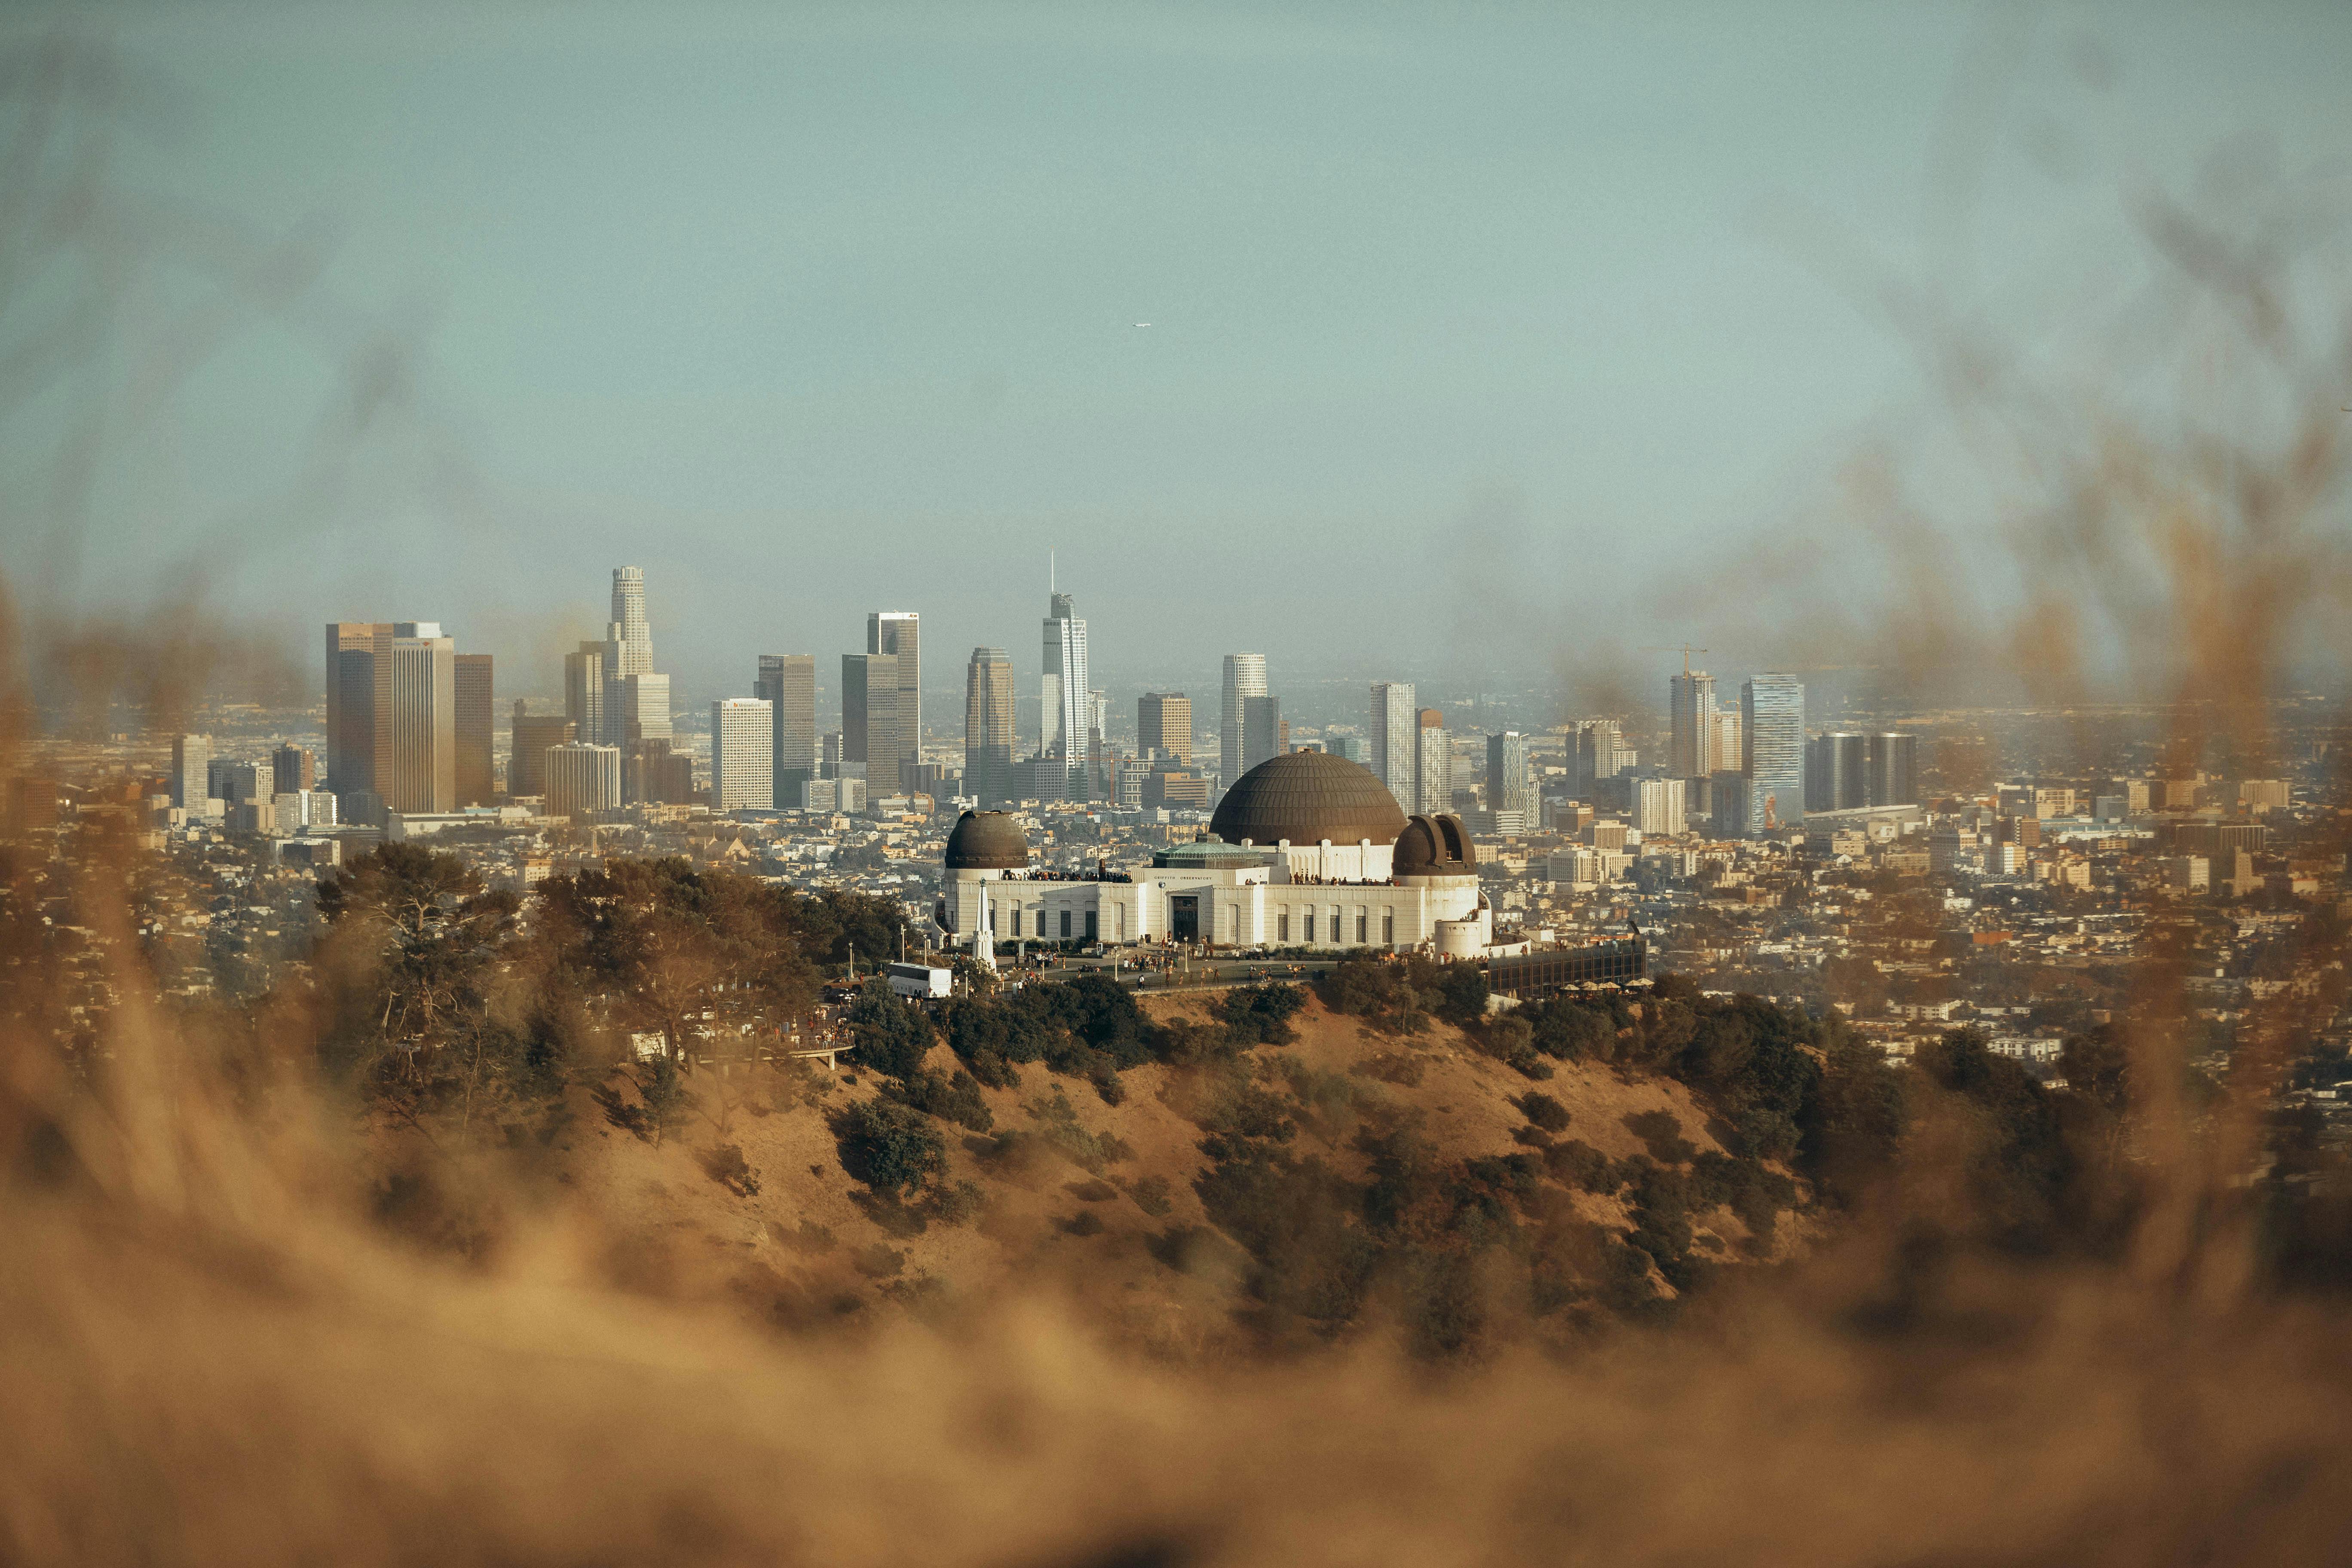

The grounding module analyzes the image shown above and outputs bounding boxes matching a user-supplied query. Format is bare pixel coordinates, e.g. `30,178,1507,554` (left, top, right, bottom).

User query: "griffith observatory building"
934,750,1494,957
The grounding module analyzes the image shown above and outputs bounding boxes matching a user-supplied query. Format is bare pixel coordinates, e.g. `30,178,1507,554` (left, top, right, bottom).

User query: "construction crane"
1642,643,1709,675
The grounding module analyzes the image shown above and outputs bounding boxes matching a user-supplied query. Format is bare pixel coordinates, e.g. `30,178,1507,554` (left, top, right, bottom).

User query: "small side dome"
1393,813,1476,874
944,809,1030,870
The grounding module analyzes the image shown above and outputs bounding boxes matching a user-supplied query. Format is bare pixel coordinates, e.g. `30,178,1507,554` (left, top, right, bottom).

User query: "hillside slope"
524,989,1810,1354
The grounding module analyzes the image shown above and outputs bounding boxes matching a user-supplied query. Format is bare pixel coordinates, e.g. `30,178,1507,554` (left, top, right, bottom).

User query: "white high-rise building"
1415,710,1450,816
1221,653,1267,787
545,742,622,820
711,698,775,812
1369,682,1417,805
1635,776,1687,838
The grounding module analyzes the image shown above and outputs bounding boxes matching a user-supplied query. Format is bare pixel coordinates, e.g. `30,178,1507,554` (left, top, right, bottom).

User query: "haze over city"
13,1,2352,702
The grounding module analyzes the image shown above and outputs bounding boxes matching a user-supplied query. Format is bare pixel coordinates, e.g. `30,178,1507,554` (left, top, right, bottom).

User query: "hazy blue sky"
7,0,2350,721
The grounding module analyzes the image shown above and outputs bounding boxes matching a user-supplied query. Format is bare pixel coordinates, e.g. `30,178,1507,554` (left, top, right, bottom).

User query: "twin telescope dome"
944,810,1032,870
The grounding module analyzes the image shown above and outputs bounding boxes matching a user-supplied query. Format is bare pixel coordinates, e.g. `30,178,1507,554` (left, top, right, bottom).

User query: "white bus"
884,962,954,1000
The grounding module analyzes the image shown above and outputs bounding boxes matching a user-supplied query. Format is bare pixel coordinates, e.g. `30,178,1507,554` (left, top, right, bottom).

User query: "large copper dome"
1209,751,1407,847
944,810,1031,870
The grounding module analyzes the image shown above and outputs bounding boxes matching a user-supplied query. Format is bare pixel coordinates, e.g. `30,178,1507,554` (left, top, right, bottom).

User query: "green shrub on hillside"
883,1066,994,1133
832,1098,949,1198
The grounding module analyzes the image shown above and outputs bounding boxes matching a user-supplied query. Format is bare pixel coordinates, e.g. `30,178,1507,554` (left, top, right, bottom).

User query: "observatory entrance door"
1169,894,1200,943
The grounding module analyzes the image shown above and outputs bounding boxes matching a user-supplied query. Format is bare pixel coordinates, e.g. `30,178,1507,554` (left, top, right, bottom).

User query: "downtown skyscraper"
1806,731,1868,813
455,653,494,805
563,641,605,747
1486,730,1531,818
1220,652,1267,787
324,620,456,821
1741,673,1807,833
756,654,818,808
1669,668,1715,780
842,652,900,793
867,611,920,789
1137,691,1191,763
1574,719,1625,797
1242,694,1282,773
1867,732,1918,808
965,646,1016,806
169,734,210,810
380,624,457,815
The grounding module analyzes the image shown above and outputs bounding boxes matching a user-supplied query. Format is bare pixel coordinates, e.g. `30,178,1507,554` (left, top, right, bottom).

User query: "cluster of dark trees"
824,974,1312,1225
1313,953,1490,1036
307,845,908,1142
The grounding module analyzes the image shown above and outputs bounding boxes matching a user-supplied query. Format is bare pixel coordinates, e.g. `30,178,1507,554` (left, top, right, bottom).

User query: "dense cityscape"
15,559,2346,1133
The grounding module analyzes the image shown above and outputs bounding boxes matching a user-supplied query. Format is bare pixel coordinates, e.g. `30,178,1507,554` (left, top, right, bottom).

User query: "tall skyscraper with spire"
600,566,669,747
867,611,920,790
1041,583,1089,793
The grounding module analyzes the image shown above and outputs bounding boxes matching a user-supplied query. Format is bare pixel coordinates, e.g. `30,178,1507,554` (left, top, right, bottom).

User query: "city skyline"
285,557,1922,836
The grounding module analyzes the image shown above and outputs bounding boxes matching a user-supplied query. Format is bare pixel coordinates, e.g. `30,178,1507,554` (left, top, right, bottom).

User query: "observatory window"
1303,912,1315,942
1384,913,1394,945
1278,912,1289,941
1060,909,1072,939
1356,913,1368,943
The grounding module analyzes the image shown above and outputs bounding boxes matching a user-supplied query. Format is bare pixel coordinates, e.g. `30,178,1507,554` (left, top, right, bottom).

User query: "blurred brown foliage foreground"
8,809,2352,1566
